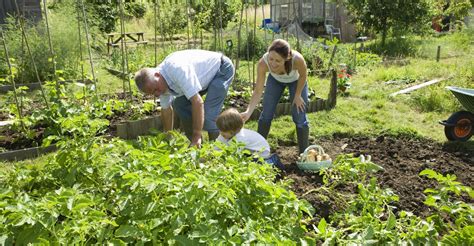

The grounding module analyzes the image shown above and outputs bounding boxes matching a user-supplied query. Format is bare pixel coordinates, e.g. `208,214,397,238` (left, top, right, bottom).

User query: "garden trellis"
12,0,49,109
0,27,25,131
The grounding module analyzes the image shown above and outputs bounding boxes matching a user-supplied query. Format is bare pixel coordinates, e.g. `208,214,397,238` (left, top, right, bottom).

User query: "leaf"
386,212,396,230
363,225,374,240
365,162,383,172
108,239,127,245
8,212,30,227
72,198,94,212
317,218,327,234
420,169,437,178
114,224,141,238
227,225,239,236
424,196,437,207
363,240,379,245
424,188,437,194
144,201,156,215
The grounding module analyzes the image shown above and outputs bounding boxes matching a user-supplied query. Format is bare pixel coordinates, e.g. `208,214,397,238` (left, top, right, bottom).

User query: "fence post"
326,45,338,74
436,45,441,62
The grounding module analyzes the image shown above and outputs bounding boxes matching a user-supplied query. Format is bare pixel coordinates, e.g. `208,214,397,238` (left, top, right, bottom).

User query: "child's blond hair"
216,108,243,133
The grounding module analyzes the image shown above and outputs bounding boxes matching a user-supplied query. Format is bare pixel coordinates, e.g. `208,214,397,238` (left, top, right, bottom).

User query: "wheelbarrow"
439,86,474,141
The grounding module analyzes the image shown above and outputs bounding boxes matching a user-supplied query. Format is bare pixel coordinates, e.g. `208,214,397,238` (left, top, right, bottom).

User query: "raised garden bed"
0,72,338,161
0,144,57,162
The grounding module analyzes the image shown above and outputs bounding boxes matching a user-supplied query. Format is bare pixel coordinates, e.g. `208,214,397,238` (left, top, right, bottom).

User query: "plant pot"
338,86,347,93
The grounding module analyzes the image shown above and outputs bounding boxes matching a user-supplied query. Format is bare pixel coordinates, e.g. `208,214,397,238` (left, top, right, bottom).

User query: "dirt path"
276,136,474,219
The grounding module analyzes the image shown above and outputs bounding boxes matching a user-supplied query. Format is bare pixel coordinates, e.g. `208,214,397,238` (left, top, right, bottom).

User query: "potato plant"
311,155,473,244
0,132,314,244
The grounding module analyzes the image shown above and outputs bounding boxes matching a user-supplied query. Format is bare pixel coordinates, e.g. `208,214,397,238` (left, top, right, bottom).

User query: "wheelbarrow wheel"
444,111,474,141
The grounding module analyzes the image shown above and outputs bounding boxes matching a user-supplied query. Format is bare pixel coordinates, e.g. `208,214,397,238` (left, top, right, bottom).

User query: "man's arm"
190,94,204,147
161,106,174,131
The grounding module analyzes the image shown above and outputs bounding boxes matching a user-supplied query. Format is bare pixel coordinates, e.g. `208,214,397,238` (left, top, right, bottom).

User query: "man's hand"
190,135,202,148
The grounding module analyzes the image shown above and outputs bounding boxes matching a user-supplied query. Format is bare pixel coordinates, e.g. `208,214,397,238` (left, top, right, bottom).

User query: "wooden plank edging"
0,144,57,162
115,115,163,139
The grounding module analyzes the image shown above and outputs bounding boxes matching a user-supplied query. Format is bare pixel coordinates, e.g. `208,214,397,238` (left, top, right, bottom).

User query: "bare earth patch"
275,136,474,220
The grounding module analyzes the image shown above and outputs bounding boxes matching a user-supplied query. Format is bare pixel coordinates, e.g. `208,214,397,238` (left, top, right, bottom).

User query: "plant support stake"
436,45,441,62
79,0,98,96
118,0,132,100
42,0,58,86
0,27,25,129
14,0,50,109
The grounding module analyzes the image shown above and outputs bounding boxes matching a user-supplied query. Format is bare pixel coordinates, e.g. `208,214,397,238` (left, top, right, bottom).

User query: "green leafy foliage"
191,0,241,31
0,133,314,244
304,156,472,244
344,0,431,46
146,2,187,43
299,38,381,74
431,0,473,22
5,81,154,146
420,169,474,243
125,2,147,19
239,30,267,59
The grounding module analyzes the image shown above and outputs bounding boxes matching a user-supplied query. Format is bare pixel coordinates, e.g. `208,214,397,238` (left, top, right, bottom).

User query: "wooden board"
390,78,445,97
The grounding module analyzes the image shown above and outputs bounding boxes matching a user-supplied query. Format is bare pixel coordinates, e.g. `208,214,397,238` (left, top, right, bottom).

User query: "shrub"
125,2,147,19
299,39,381,75
237,30,267,60
366,35,419,57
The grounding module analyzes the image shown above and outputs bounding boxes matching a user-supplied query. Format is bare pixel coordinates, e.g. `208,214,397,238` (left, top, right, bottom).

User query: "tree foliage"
430,0,473,20
344,0,430,46
146,2,188,43
191,0,241,31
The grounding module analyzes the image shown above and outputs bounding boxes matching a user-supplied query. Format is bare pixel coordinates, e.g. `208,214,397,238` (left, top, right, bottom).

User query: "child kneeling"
216,108,283,169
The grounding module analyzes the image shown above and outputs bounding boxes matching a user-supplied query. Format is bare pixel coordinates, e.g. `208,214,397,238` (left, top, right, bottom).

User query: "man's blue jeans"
259,74,309,128
173,56,234,133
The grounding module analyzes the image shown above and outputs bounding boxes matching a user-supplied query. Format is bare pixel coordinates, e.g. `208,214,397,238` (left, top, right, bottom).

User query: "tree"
190,0,241,31
344,0,430,46
430,0,473,23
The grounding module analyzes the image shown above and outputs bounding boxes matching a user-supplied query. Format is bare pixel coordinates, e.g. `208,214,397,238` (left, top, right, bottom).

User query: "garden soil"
275,135,474,221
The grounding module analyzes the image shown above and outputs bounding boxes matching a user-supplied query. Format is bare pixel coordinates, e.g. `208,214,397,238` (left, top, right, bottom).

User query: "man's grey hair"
134,68,156,92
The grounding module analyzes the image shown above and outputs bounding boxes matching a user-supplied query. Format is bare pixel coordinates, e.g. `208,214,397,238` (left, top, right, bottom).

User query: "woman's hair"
268,39,292,74
216,108,244,133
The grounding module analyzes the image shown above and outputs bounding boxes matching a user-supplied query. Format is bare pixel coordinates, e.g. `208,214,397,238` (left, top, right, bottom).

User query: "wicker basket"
296,145,332,171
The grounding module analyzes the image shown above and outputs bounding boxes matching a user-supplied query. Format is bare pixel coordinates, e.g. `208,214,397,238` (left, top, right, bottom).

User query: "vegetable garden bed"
275,135,473,233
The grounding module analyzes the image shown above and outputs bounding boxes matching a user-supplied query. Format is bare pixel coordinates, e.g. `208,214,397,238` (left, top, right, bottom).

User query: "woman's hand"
240,110,252,122
293,95,306,113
